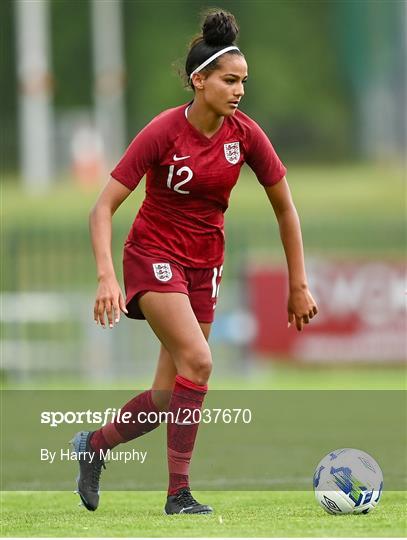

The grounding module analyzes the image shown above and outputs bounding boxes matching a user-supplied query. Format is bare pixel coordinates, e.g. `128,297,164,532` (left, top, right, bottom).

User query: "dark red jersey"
111,103,286,267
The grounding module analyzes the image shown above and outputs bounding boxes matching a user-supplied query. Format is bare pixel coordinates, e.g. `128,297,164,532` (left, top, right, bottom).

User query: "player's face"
201,55,248,117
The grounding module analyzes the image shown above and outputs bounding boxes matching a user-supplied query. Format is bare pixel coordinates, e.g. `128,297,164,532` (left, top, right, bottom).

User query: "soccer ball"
313,448,383,515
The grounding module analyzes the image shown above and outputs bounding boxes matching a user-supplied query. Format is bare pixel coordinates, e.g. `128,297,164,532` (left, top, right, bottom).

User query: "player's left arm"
264,177,318,331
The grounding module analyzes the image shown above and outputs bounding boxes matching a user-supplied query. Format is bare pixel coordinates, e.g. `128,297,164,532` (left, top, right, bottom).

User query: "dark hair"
185,9,243,89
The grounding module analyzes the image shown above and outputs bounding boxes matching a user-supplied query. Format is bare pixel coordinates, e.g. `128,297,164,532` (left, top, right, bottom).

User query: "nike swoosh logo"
173,154,190,161
179,506,194,513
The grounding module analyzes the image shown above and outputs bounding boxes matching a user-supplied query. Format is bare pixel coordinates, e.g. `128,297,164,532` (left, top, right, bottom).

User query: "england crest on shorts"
152,263,172,282
224,142,240,164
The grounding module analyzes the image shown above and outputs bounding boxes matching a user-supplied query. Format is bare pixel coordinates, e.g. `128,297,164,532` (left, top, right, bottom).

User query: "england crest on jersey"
224,142,240,164
152,263,172,282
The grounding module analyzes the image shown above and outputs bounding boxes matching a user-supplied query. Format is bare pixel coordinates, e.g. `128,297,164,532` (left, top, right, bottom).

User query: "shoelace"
176,488,199,508
90,459,106,491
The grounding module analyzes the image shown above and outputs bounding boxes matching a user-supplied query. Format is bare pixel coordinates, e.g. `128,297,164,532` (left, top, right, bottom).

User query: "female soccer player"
72,9,318,515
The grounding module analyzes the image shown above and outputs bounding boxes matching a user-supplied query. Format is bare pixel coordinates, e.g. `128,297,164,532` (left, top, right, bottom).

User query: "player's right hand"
94,276,128,328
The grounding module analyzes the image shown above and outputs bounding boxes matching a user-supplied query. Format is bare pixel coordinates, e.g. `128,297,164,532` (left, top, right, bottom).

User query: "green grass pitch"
2,366,405,538
1,491,406,537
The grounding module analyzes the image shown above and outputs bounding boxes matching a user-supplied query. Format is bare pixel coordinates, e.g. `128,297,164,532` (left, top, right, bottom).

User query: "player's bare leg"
139,292,213,514
139,292,212,385
151,323,211,411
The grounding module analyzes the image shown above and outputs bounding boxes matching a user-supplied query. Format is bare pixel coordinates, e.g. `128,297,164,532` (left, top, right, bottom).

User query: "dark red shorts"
123,242,223,323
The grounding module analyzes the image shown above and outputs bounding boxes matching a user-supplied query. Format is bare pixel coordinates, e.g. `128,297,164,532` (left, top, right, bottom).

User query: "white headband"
189,45,240,80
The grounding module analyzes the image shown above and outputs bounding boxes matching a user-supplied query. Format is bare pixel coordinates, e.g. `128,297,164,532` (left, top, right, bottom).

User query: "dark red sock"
167,375,207,495
90,389,160,452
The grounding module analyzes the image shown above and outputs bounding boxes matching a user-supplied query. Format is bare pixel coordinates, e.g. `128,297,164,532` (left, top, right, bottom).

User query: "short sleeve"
110,121,161,191
245,121,286,187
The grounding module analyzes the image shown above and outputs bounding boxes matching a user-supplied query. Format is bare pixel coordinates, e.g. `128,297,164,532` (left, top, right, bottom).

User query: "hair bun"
202,10,239,47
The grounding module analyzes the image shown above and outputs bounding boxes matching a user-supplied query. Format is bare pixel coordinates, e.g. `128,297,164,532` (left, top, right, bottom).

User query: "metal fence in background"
2,211,405,382
1,223,256,383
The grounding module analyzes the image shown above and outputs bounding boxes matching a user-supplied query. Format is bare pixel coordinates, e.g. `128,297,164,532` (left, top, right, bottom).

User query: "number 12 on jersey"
166,165,193,194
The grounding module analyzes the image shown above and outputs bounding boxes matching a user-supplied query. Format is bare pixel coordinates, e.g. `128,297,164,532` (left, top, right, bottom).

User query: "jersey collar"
183,102,227,145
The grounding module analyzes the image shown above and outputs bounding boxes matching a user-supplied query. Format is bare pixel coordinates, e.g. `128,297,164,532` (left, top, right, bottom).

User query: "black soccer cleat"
70,431,105,511
164,488,213,515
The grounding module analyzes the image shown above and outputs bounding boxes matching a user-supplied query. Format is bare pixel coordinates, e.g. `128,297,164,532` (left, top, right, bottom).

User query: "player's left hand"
287,286,318,332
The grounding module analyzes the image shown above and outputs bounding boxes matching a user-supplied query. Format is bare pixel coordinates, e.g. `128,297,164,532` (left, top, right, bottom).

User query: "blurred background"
1,0,406,389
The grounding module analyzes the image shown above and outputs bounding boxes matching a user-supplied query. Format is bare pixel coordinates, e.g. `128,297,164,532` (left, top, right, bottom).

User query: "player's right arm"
89,178,132,328
91,112,164,327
